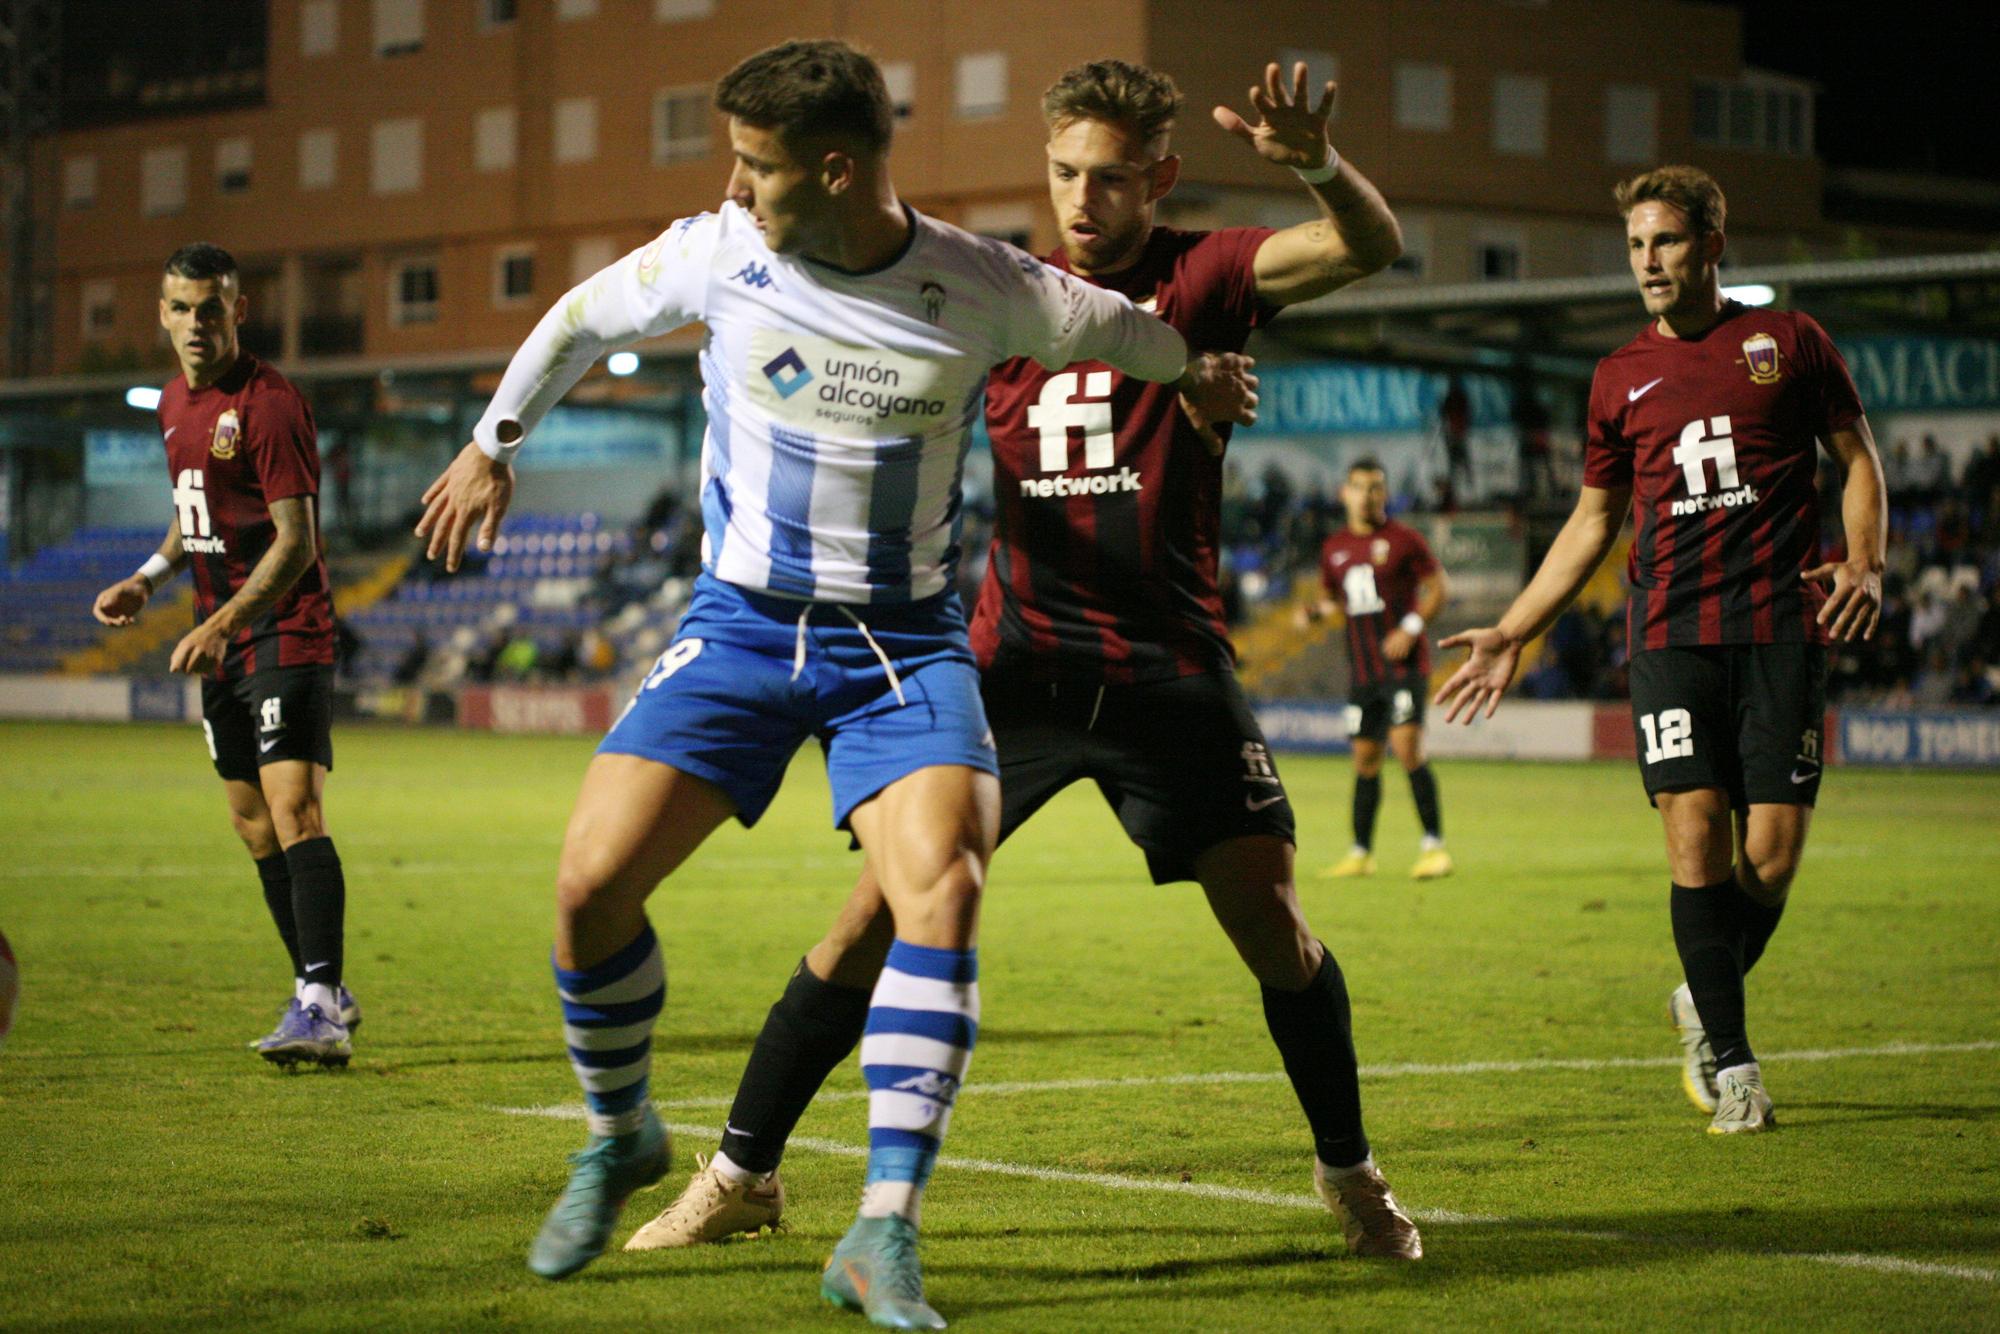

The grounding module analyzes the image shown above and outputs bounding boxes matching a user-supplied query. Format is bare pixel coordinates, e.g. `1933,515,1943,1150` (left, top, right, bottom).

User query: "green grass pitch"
2,720,1996,1331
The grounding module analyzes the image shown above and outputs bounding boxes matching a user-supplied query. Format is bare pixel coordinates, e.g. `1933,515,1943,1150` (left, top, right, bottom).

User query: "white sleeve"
1000,248,1188,384
473,213,721,461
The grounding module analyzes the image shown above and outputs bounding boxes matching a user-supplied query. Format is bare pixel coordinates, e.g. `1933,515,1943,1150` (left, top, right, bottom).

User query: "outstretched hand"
92,577,150,627
416,442,516,573
1803,557,1882,642
1177,352,1258,456
1213,61,1337,172
1431,626,1523,724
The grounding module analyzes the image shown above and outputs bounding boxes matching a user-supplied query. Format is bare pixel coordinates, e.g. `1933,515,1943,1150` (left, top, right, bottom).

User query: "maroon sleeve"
1581,363,1633,490
1790,313,1865,435
1195,227,1280,332
251,378,320,503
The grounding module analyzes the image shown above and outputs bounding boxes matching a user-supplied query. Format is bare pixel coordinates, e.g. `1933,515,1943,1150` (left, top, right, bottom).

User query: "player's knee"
1740,847,1799,903
228,810,279,858
270,799,326,848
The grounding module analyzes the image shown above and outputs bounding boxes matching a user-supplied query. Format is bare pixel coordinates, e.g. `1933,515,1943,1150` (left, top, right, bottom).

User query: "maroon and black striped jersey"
159,353,334,679
1583,303,1864,651
970,225,1276,684
1318,520,1439,687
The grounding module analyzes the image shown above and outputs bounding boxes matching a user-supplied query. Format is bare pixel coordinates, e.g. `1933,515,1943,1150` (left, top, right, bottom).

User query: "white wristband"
137,553,173,592
1399,612,1425,637
1293,145,1342,185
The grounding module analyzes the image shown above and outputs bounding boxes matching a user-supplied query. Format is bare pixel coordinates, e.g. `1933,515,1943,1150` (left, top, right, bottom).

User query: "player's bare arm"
1384,569,1448,662
1803,418,1887,643
170,496,316,675
93,521,186,627
1216,62,1402,306
1434,484,1629,721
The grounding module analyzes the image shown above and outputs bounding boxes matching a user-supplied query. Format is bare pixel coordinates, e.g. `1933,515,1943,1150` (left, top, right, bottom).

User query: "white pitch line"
489,1113,1997,1284
499,1038,1998,1114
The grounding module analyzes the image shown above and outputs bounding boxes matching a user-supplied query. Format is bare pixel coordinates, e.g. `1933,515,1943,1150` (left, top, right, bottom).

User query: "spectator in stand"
1438,375,1472,507
467,630,506,684
497,634,539,680
1964,435,2000,521
393,631,431,686
1511,375,1556,503
542,633,581,681
1883,440,1914,497
1910,590,1947,652
1950,658,1996,706
1939,581,1985,665
1934,497,1971,562
1976,584,2000,664
579,627,617,678
1910,435,1950,504
1912,647,1955,707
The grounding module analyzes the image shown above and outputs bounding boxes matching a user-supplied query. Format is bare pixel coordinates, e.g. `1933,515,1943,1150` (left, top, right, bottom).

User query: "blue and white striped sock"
859,940,978,1223
553,923,665,1140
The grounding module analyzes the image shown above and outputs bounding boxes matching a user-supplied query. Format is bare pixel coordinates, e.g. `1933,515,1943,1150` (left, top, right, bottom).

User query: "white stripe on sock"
860,1032,968,1075
870,966,979,1018
558,946,664,1006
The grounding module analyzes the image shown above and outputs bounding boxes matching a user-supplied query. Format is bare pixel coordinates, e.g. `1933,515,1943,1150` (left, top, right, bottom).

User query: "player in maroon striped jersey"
1434,167,1887,1135
1302,458,1452,881
635,58,1428,1262
92,243,358,1068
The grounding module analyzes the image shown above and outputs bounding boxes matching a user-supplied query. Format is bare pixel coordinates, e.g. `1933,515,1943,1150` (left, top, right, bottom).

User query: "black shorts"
983,669,1295,885
1627,642,1826,809
1346,678,1427,744
200,665,335,785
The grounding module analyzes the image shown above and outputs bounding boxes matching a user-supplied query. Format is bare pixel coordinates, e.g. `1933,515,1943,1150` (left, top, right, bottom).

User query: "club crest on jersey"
1370,537,1391,565
920,281,946,324
1741,332,1782,385
209,409,241,460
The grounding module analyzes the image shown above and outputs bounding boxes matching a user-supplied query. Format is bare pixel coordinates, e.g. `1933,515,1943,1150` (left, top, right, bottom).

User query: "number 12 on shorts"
1640,708,1694,764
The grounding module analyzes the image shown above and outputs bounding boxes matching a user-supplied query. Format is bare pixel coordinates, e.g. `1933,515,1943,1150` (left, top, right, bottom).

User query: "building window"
554,97,598,164
299,129,338,190
372,118,423,194
1693,75,1812,156
955,52,1007,119
373,0,423,57
571,236,617,285
1491,75,1547,156
475,106,517,172
301,0,338,57
215,137,253,194
882,61,916,119
482,0,517,26
1394,62,1452,131
654,0,713,18
140,146,188,217
63,155,98,210
494,247,536,306
1277,47,1339,119
964,201,1034,250
652,86,710,164
82,279,117,340
391,259,440,325
1604,84,1658,164
1474,234,1524,282
558,0,598,16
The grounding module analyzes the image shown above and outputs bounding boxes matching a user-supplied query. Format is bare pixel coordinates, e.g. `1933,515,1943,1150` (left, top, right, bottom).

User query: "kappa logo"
890,1070,960,1101
761,347,815,399
730,261,778,291
920,280,946,324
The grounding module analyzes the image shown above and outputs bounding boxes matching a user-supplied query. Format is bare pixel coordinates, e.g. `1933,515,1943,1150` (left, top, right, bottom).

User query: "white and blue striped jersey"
473,202,1188,604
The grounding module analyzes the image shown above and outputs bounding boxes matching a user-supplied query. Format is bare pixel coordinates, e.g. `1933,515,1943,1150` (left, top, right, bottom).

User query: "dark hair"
714,40,892,154
1042,59,1184,142
1614,165,1726,237
1347,456,1386,479
163,242,238,281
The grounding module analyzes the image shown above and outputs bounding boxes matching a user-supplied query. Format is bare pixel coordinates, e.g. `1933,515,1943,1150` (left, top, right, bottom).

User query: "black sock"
256,852,302,977
1352,774,1382,851
1735,884,1787,976
1407,764,1443,840
1671,881,1752,1070
718,958,872,1174
284,837,346,997
1262,944,1369,1169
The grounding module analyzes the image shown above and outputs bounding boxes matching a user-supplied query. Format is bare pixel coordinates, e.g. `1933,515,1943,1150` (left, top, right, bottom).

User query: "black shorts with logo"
200,664,335,784
1346,677,1427,743
1627,642,1826,809
982,668,1295,885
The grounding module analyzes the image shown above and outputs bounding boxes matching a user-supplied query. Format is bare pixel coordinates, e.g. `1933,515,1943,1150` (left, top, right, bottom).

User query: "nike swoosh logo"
304,960,330,972
844,1261,870,1301
724,1124,753,1138
1628,377,1663,402
259,736,282,753
1791,767,1818,784
163,426,178,441
1246,793,1286,812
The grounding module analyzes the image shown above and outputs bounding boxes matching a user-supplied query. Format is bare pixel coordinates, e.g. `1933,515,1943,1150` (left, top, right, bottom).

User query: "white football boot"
1670,983,1719,1114
1708,1062,1776,1134
625,1154,784,1249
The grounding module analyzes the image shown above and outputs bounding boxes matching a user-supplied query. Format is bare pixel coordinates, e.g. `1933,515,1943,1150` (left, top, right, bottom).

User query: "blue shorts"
601,572,996,828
